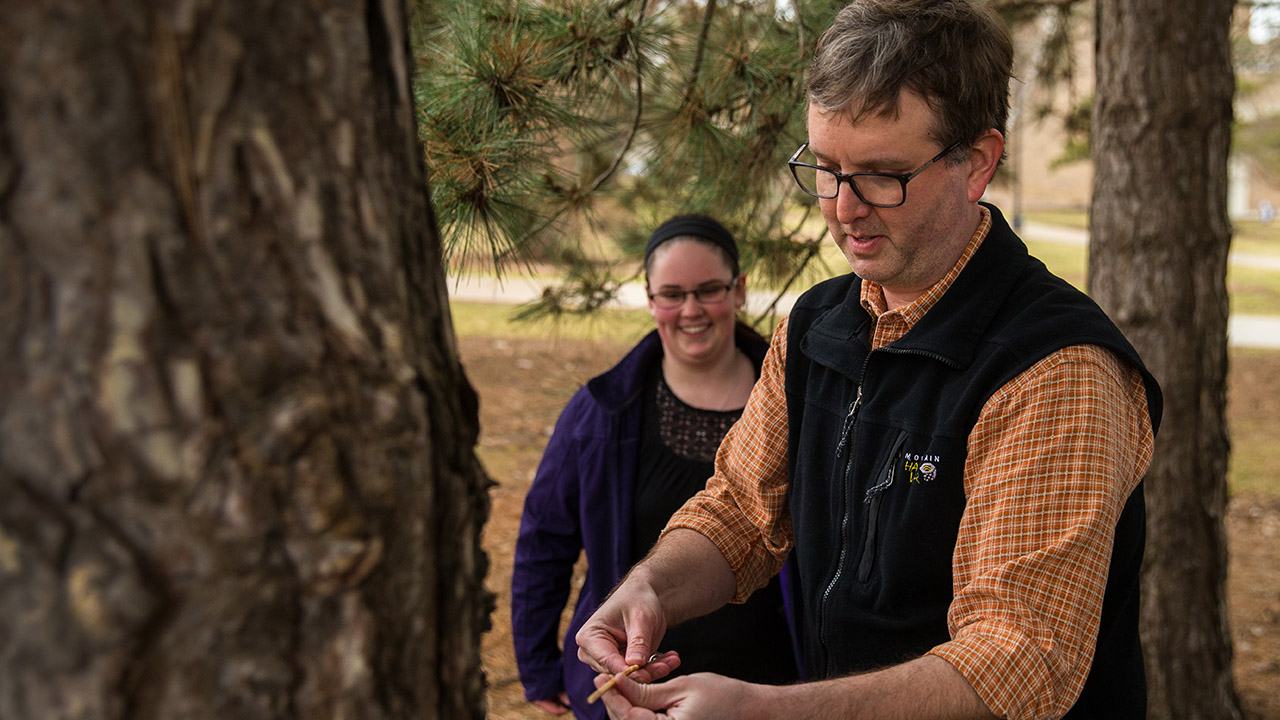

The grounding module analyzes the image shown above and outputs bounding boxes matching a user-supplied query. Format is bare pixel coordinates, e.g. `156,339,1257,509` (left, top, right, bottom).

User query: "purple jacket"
511,328,797,718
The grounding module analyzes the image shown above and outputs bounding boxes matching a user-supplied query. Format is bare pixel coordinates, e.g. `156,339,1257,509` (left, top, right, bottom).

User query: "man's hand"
578,528,738,676
530,693,571,715
575,577,670,675
593,671,760,720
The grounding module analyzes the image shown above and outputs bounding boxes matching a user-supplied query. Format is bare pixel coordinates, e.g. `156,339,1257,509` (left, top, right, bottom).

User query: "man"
576,1,1162,718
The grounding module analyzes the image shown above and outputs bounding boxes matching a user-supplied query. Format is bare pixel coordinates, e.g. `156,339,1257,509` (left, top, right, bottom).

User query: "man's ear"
965,129,1005,203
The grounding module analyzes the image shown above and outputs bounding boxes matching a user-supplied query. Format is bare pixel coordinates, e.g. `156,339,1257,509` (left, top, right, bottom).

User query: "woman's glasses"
647,280,735,309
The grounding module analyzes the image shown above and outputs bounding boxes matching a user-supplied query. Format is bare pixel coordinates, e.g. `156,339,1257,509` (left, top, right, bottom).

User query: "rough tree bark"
1091,1,1243,718
0,2,489,719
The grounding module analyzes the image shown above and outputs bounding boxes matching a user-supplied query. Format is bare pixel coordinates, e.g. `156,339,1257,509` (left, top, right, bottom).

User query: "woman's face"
646,238,746,370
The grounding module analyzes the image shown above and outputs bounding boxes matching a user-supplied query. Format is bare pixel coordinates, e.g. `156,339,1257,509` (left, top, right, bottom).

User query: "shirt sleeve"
928,345,1155,720
664,316,795,603
510,389,589,701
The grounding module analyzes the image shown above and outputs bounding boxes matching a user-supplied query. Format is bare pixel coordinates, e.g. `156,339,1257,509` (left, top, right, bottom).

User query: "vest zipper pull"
835,385,864,458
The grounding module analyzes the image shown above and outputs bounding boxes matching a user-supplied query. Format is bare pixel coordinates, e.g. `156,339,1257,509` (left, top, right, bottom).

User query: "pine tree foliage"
414,0,846,323
412,0,1097,323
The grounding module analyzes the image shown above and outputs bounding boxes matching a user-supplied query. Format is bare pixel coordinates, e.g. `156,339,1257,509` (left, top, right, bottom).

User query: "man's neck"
879,203,986,312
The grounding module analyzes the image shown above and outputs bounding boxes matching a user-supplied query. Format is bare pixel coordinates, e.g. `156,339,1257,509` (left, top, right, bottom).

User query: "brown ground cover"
459,334,1280,719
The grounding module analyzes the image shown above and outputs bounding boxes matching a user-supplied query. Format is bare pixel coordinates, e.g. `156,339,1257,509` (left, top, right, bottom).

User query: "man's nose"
834,178,872,222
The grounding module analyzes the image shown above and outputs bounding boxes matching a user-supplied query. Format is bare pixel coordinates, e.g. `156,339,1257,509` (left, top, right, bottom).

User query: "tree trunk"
0,2,489,719
1091,1,1242,718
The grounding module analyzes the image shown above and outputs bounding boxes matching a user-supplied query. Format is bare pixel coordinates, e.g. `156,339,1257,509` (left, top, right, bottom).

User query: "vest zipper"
812,343,957,674
817,360,868,676
855,431,909,584
876,345,964,370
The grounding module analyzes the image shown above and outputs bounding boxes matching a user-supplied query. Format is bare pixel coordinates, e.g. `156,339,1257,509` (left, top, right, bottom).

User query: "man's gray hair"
808,0,1013,156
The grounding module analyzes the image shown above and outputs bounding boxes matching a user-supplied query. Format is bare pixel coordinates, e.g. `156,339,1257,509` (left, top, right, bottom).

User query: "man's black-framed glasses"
647,280,735,310
787,140,963,208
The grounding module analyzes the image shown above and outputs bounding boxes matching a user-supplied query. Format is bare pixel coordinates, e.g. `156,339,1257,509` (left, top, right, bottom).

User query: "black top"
632,364,796,685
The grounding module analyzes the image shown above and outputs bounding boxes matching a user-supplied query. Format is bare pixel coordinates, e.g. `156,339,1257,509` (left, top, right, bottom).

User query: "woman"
510,215,800,718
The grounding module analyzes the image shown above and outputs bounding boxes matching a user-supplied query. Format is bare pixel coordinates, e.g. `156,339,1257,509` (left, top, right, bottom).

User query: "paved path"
1022,222,1280,272
1230,316,1280,350
448,223,1280,350
448,273,1280,350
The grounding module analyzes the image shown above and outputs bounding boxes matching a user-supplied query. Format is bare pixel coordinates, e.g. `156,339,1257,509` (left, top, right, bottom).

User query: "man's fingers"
574,579,670,678
624,634,655,668
588,651,683,707
596,672,678,719
577,626,629,674
626,650,681,684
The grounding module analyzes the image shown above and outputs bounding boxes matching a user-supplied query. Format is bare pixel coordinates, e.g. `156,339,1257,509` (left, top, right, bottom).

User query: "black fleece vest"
784,206,1162,717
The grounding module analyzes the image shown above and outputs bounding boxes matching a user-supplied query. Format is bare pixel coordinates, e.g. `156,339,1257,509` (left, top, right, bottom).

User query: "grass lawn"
1024,240,1088,289
1230,264,1280,315
1024,210,1091,231
745,225,1280,315
1022,240,1280,315
1235,218,1280,256
450,299,653,346
1226,348,1280,498
1021,212,1280,314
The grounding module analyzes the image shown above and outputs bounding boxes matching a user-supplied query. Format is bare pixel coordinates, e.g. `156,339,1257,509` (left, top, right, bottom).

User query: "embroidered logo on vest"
903,453,940,483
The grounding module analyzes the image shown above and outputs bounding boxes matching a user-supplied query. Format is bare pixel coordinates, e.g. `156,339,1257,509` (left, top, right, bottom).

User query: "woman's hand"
531,693,571,715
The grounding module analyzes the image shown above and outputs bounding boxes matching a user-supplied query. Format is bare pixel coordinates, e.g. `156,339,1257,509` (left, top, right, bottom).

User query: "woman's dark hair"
643,214,740,280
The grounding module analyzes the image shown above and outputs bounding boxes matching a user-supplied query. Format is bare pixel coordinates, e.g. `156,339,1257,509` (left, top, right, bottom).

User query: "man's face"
806,92,982,310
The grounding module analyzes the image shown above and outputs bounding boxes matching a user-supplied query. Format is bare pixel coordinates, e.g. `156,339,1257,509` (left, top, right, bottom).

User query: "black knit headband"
643,214,739,267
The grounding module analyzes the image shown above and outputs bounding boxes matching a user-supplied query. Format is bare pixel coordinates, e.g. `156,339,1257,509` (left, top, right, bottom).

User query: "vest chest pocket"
852,431,967,592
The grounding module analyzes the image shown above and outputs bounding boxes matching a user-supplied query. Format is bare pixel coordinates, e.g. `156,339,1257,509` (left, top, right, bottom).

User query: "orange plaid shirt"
667,207,1155,720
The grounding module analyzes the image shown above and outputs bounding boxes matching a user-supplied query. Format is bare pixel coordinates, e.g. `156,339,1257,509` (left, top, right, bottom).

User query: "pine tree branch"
794,8,808,65
608,0,642,16
493,3,648,270
683,0,719,105
585,17,645,195
752,205,823,326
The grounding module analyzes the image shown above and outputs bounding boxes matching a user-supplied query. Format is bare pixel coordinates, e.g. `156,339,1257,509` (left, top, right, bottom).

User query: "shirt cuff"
929,620,1082,720
665,495,788,604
